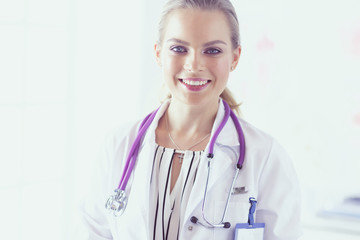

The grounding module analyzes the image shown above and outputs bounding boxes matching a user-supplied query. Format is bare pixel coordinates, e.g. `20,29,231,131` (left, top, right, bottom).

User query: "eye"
170,46,187,53
204,48,222,55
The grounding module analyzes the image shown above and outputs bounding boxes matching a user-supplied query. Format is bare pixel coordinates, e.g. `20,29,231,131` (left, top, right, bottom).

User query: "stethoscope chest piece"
105,189,128,217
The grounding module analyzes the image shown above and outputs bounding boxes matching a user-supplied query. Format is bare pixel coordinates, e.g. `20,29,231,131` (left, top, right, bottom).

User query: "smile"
181,79,208,86
178,78,211,92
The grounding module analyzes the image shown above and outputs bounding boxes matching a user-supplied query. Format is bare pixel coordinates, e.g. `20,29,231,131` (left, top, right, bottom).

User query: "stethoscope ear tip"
190,216,198,224
224,222,231,228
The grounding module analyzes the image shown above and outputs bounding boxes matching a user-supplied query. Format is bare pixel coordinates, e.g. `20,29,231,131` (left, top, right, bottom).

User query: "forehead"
162,8,232,45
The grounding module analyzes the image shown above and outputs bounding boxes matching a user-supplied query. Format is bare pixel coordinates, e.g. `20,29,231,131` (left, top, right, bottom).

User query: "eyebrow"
203,40,227,47
167,38,227,47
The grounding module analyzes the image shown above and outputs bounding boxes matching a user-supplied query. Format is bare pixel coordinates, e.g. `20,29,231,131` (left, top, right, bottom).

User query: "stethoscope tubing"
118,107,160,190
194,101,245,228
207,100,231,155
117,100,245,190
107,99,246,221
230,109,245,168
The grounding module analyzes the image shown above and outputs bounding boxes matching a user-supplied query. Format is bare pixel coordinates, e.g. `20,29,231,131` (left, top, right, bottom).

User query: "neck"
166,98,219,137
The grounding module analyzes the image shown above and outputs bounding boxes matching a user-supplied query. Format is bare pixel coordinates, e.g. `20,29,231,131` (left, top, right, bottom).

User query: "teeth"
182,79,208,86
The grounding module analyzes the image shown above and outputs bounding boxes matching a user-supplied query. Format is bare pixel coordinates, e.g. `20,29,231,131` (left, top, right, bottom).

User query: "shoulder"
238,118,294,171
103,120,142,152
238,118,277,150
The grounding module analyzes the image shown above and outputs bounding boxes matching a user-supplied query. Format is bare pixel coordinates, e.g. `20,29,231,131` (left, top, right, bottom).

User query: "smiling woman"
156,1,241,114
155,8,241,109
81,0,302,239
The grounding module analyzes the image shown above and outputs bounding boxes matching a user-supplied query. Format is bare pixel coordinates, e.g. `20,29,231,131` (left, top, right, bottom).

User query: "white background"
0,0,359,239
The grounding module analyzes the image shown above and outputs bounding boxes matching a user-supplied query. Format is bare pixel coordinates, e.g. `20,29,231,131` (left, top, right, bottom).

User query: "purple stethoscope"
105,100,245,229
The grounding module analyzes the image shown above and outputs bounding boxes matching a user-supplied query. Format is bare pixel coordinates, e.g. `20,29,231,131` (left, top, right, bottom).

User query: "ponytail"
220,87,241,116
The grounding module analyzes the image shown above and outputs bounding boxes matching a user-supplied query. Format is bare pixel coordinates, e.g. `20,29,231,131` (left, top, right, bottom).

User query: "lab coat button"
188,226,193,231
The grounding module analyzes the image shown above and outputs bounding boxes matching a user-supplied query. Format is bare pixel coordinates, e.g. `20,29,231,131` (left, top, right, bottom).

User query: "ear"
154,43,162,67
230,46,241,71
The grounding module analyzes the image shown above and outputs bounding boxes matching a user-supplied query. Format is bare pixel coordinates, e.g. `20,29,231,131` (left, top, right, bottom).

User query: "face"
155,8,241,107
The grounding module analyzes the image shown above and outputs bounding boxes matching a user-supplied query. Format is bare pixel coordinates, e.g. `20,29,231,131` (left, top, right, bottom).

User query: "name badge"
234,223,265,240
234,197,265,240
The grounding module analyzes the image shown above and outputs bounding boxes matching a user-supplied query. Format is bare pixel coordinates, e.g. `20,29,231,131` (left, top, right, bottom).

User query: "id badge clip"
234,197,265,240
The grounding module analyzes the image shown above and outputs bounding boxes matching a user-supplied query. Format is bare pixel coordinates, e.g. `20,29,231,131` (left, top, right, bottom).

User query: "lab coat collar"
140,99,170,146
210,99,241,147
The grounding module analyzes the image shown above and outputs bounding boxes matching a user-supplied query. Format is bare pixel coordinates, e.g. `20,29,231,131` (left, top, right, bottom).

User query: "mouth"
178,78,211,92
180,78,210,86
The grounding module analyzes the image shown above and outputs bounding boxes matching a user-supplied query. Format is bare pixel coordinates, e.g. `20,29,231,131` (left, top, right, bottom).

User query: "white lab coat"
81,100,302,240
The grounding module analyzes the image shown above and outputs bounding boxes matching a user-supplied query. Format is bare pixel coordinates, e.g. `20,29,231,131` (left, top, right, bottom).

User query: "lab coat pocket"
213,201,249,240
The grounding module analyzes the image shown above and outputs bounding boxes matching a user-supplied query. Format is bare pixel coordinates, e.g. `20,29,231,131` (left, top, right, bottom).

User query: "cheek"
208,58,231,79
162,54,182,77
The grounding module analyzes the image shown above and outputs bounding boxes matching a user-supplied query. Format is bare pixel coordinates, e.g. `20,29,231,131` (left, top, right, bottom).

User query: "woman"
82,0,302,239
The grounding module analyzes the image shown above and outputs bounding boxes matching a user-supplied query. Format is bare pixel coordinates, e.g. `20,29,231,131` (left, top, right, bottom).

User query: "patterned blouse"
150,145,203,240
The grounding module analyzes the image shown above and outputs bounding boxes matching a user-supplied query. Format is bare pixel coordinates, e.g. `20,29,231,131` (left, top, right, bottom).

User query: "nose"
184,52,204,72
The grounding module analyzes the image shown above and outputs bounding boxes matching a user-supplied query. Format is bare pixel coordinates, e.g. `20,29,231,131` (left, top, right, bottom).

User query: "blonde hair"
158,0,241,115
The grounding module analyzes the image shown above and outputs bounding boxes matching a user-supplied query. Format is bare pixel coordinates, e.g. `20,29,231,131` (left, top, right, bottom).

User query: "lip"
178,77,211,92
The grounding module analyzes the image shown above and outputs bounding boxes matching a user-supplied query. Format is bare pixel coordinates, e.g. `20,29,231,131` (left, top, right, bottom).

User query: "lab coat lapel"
183,99,241,224
121,142,155,239
129,101,169,239
184,145,234,221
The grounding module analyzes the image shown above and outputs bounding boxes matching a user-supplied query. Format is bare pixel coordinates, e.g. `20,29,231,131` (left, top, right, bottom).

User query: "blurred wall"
0,0,359,239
